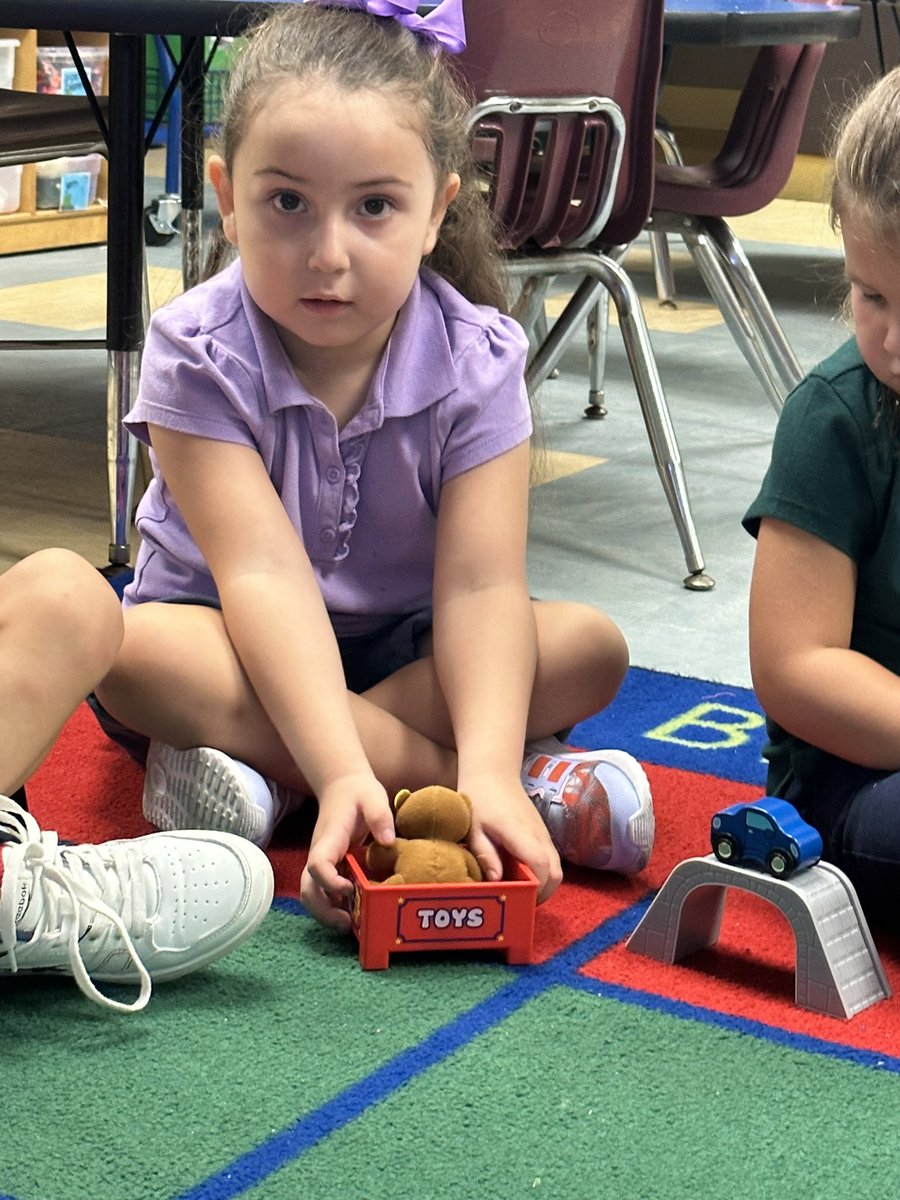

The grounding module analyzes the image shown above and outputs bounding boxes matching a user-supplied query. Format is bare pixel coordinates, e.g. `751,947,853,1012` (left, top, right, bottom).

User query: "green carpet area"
6,901,899,1200
11,670,900,1200
271,988,900,1200
0,908,511,1200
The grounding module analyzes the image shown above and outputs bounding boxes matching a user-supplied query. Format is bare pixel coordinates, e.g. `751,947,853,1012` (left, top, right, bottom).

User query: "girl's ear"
208,155,238,246
422,172,461,257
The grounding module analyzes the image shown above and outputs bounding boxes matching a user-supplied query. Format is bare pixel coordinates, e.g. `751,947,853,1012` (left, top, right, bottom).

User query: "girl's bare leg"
95,600,627,797
0,549,124,794
95,602,456,799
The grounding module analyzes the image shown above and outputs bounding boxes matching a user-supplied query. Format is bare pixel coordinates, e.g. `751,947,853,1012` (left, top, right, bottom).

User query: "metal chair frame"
459,0,712,589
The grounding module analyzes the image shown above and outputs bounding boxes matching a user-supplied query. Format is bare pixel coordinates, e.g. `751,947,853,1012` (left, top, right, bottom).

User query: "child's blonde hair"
207,2,507,311
830,64,900,248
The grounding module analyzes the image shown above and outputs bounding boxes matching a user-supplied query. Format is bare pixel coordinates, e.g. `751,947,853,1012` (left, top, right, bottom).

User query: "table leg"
180,36,206,291
105,33,146,568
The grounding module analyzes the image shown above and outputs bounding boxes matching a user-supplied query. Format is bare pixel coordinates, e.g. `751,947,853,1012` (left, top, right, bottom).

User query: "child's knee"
578,605,629,684
3,550,123,657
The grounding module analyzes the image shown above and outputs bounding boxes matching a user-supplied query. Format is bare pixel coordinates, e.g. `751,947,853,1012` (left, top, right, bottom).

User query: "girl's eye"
273,191,303,213
360,196,393,218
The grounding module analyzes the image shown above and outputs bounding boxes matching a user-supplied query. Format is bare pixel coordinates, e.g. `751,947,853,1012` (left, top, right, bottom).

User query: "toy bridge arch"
627,854,891,1019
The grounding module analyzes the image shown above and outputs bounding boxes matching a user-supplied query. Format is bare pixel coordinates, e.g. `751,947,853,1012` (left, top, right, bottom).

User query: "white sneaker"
522,736,654,873
0,795,274,1013
143,742,302,849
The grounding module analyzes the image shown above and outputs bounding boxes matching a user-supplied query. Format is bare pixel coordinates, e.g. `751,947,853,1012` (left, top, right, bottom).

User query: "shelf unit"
0,27,109,255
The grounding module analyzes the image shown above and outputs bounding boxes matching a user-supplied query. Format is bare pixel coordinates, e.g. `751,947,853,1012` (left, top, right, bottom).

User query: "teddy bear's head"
393,785,473,842
365,784,482,886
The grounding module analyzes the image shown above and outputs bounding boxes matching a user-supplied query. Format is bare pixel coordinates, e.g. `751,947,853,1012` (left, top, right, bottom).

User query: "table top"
0,0,863,44
664,0,861,45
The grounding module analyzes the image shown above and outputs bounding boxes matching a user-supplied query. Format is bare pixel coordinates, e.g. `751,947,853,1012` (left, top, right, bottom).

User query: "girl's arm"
147,426,394,916
431,440,563,901
750,516,900,768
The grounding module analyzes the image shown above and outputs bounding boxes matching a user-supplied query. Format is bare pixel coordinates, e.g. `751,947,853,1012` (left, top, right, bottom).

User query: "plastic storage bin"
36,45,108,96
0,165,22,215
0,38,19,90
35,155,103,211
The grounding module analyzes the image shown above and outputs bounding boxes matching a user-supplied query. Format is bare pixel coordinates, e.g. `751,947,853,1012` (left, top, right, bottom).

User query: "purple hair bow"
301,0,467,53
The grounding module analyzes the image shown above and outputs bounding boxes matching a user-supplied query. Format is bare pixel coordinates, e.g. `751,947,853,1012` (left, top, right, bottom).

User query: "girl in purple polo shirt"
94,0,654,927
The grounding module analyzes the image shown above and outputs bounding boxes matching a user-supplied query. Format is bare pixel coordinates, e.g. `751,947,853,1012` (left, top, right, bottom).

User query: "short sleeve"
743,371,881,562
436,311,532,482
125,305,262,450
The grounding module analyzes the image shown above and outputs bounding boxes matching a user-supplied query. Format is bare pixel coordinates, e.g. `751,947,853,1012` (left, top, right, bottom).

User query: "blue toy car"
710,797,822,879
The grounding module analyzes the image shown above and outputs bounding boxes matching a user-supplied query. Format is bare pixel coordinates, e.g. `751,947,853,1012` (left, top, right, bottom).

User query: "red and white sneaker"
521,736,654,873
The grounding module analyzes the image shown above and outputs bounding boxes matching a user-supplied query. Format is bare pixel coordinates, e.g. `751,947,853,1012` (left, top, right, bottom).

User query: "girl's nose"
885,319,900,365
308,218,350,274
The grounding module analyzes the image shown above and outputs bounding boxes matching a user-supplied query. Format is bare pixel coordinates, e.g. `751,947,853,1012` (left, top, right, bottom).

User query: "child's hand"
301,772,394,930
463,777,563,903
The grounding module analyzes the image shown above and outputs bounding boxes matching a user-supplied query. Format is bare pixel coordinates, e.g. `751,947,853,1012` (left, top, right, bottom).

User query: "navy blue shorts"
90,608,434,766
787,754,900,931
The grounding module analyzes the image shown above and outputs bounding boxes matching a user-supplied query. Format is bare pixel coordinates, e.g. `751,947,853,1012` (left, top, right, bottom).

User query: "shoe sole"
143,744,273,847
593,748,655,872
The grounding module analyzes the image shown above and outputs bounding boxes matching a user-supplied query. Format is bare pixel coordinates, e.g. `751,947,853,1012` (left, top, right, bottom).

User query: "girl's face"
842,214,900,394
209,78,459,381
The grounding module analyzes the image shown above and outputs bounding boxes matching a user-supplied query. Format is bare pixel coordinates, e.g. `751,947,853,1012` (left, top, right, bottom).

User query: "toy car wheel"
766,849,793,879
712,834,738,864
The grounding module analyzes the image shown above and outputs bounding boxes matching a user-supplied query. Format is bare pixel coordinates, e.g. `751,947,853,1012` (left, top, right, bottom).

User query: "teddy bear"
366,785,484,886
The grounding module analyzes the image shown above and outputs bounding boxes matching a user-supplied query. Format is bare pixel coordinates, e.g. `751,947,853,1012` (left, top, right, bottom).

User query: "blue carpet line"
173,900,648,1200
566,974,900,1073
173,973,548,1199
170,885,891,1199
271,896,307,918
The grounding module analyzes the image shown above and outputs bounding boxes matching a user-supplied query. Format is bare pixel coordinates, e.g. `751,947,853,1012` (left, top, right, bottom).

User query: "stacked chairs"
456,0,713,589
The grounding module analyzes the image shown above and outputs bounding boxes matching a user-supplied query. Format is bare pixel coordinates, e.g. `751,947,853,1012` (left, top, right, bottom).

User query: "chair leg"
648,228,677,308
585,298,609,418
515,259,713,590
106,350,140,567
650,123,685,308
584,242,630,419
679,221,788,412
512,276,553,352
701,215,804,398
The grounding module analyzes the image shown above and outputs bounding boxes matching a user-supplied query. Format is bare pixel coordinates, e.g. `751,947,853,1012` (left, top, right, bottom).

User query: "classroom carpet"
5,667,900,1200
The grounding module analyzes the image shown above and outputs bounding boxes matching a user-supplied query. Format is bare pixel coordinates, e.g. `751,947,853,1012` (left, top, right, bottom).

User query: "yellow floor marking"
0,266,183,331
531,448,606,486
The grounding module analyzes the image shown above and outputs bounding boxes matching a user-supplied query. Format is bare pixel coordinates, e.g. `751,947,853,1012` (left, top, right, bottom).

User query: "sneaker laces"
0,796,152,1013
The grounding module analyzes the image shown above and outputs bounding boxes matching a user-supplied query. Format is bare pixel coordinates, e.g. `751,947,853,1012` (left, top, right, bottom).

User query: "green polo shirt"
743,337,900,794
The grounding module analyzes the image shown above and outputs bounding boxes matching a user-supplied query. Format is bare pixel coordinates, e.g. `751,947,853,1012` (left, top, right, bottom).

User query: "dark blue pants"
788,756,900,931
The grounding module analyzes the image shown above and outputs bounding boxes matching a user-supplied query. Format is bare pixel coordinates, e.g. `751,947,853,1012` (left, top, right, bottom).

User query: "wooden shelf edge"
0,207,108,254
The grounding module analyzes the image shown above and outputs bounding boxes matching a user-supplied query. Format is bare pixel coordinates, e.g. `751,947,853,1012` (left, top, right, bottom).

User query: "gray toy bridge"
628,855,891,1019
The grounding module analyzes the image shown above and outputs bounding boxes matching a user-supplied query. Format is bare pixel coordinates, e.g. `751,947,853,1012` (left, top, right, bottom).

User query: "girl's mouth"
301,297,349,314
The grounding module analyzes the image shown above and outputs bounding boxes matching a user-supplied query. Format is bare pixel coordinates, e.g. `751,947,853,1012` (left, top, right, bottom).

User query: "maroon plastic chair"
456,0,712,590
649,1,842,409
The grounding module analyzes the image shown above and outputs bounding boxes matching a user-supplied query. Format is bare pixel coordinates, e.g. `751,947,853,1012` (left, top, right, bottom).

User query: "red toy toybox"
343,850,538,970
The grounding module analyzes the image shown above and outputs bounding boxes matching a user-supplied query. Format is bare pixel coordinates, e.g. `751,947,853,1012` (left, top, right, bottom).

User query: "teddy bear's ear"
393,788,412,812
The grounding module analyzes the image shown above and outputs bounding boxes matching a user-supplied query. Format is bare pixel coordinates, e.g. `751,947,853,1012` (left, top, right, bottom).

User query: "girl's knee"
535,601,629,711
1,549,123,664
563,603,629,680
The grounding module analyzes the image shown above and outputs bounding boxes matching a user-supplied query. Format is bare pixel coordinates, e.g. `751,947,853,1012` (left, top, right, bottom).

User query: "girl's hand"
463,777,563,904
300,772,395,930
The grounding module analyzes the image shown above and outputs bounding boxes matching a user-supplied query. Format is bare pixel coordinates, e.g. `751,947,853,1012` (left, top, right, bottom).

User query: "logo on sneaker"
14,880,30,926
